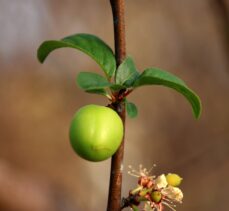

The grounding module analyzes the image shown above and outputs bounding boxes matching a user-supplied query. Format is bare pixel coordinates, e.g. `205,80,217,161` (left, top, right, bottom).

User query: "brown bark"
107,0,126,211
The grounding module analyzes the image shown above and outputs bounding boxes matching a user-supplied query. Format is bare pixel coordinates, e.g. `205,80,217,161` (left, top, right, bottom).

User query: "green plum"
69,104,123,161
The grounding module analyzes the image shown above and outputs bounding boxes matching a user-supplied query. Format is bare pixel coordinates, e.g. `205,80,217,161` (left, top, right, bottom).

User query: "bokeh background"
0,0,229,210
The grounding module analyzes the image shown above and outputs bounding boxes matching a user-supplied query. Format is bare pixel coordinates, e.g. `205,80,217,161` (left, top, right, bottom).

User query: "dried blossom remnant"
125,165,184,211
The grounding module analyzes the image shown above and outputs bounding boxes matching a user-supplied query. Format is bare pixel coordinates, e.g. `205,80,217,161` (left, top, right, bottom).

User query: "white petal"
155,174,168,189
162,186,183,202
144,202,154,211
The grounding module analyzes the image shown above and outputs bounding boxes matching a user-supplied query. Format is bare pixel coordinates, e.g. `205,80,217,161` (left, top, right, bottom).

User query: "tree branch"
107,0,126,211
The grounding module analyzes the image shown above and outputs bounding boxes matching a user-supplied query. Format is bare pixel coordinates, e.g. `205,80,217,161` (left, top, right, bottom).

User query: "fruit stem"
107,0,126,211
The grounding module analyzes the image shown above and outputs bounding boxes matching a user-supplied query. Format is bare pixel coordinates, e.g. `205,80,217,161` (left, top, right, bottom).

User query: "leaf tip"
195,102,202,119
192,94,202,119
37,43,46,64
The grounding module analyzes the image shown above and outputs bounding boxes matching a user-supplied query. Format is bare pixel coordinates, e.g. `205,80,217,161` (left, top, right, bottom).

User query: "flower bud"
151,191,162,203
166,173,183,187
138,176,150,187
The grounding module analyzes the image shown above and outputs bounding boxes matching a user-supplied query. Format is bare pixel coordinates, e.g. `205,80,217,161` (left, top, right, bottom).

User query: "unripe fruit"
69,104,123,161
151,191,162,203
166,173,183,187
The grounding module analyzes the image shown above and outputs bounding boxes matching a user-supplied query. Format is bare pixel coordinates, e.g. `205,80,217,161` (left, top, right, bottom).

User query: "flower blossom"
127,165,183,211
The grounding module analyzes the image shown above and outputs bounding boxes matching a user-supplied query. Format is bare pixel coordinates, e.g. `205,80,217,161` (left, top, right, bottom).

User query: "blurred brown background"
0,0,229,210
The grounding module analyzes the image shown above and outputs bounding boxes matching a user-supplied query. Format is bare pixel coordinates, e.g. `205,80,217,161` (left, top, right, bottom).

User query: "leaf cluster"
37,33,201,119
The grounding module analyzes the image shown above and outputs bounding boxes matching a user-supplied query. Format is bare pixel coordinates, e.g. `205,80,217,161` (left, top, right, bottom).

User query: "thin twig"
107,0,126,211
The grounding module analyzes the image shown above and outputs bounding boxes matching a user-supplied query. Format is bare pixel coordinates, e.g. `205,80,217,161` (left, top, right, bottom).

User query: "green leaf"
133,68,202,119
76,72,126,97
76,72,112,97
115,56,140,87
77,72,111,90
110,84,126,92
131,205,139,211
37,33,116,78
126,101,138,118
85,89,108,96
